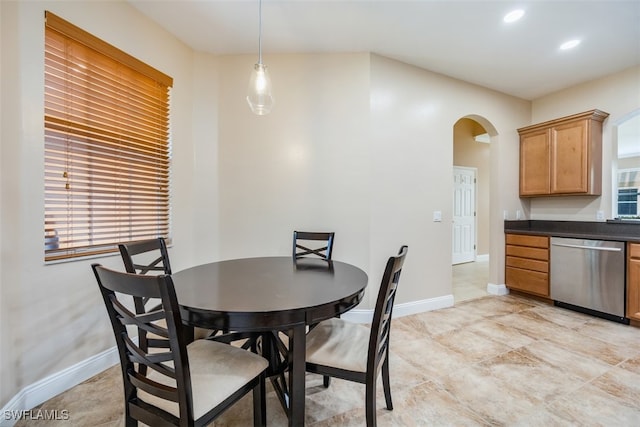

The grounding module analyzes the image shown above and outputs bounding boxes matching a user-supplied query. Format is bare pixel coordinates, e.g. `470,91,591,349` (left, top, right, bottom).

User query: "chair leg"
365,380,377,427
253,373,266,427
382,355,393,410
323,375,331,388
125,415,136,427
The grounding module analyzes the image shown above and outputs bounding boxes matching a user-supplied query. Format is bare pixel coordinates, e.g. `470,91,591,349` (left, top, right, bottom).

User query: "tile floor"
452,259,489,303
15,262,640,426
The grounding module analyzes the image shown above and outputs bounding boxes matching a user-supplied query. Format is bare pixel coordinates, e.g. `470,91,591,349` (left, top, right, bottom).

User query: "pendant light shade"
247,63,274,115
247,0,274,115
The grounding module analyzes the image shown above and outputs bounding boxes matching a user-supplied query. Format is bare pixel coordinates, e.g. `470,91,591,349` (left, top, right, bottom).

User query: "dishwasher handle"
551,242,622,252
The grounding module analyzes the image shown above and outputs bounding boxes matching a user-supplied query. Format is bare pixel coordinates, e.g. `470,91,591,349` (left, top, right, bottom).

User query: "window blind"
44,11,173,261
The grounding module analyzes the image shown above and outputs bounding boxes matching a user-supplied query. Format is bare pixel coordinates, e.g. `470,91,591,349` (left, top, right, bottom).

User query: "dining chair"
119,237,172,276
293,231,335,260
305,245,408,427
290,231,336,388
118,238,172,319
92,264,269,427
119,238,214,341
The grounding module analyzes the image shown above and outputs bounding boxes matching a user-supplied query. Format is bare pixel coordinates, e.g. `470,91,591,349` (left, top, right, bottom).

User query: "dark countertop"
504,220,640,243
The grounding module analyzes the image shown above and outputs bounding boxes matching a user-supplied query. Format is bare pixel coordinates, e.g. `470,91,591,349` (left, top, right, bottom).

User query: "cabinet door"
520,130,550,196
550,119,589,194
506,267,549,297
627,244,640,321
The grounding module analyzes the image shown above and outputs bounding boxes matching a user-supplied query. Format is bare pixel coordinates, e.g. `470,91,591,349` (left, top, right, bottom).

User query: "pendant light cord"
258,0,263,65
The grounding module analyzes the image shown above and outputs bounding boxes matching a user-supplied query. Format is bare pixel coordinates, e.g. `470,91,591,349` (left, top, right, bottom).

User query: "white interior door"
452,166,476,264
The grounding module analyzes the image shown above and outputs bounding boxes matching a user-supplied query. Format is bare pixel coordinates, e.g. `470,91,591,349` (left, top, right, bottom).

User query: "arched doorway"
452,115,498,303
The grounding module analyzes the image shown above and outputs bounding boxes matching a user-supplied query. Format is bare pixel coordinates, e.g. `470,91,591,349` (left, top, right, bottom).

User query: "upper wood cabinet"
518,109,609,197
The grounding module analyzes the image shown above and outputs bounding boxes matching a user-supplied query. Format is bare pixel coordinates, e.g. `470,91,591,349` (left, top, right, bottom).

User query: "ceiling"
129,0,640,101
128,0,640,156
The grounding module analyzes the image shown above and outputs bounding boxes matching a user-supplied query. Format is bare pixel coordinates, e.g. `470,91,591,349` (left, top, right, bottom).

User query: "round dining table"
172,256,368,426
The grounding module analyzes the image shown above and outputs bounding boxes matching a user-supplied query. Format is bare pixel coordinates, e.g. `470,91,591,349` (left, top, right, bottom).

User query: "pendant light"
247,0,274,115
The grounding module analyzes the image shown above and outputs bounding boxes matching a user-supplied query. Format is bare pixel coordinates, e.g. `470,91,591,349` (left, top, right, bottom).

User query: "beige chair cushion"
138,339,268,420
306,318,371,373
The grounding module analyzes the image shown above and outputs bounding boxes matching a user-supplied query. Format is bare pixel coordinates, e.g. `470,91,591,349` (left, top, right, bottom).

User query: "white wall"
0,0,9,409
210,51,531,309
369,55,530,301
528,66,640,221
215,53,372,272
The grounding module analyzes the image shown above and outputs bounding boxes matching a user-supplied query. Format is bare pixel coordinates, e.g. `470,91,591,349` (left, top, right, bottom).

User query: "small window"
618,188,639,217
44,12,173,261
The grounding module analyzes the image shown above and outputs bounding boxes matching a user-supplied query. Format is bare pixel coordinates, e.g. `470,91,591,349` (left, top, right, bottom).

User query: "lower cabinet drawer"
506,245,549,261
506,256,548,273
506,266,549,297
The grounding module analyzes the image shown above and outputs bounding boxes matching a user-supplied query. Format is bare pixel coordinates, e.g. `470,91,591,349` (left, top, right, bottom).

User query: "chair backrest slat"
293,231,335,260
119,238,172,276
368,245,408,374
129,372,180,403
118,238,174,358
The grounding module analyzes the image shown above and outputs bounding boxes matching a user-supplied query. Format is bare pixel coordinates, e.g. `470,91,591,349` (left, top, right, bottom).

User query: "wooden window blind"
44,11,173,262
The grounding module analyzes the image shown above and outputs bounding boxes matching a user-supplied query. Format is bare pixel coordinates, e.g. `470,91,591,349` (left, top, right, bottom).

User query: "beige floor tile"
16,269,640,427
541,326,637,366
546,382,640,425
433,328,513,363
391,381,490,426
394,306,485,338
575,317,640,351
516,338,612,382
440,360,540,425
619,353,640,375
589,365,640,408
465,318,536,349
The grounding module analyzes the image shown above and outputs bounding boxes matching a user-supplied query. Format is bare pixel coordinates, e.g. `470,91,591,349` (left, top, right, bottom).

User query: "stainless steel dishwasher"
550,237,627,323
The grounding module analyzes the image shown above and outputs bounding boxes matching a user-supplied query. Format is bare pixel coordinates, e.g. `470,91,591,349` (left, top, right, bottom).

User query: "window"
618,188,639,217
617,168,640,218
44,12,173,261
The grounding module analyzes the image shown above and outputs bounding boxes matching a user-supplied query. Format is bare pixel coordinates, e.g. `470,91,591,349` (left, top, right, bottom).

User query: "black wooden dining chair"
293,231,335,260
305,245,408,427
119,237,172,276
291,231,336,387
92,264,268,427
119,238,172,318
119,238,214,341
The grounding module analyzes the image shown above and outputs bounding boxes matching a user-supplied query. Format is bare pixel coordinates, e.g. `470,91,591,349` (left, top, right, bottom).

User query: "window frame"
44,11,173,262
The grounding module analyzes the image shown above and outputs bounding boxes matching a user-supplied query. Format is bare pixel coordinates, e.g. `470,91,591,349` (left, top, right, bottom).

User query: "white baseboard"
341,294,455,324
475,254,489,262
0,346,119,427
487,283,509,296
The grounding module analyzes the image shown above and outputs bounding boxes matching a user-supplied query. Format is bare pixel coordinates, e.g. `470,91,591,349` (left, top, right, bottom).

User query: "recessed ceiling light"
560,39,581,50
503,9,525,23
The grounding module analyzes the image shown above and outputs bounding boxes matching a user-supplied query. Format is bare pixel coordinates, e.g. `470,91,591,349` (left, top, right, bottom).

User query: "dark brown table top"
173,256,368,331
